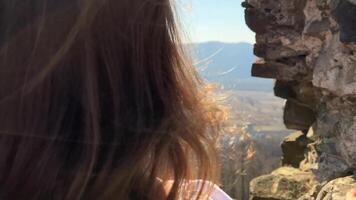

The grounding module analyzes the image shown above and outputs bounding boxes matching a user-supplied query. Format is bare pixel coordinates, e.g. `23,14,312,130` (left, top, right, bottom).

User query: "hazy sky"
176,0,255,44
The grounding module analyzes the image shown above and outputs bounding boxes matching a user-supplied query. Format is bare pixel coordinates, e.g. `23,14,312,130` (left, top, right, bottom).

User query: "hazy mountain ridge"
188,41,274,92
188,41,286,132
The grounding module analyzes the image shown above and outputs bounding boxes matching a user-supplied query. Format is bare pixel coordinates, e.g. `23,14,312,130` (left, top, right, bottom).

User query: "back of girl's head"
0,0,220,199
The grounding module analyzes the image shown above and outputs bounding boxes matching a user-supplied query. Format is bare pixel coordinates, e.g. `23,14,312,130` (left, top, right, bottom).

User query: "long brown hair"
0,0,220,199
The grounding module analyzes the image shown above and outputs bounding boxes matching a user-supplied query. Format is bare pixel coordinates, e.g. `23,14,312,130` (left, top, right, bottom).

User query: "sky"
176,0,255,44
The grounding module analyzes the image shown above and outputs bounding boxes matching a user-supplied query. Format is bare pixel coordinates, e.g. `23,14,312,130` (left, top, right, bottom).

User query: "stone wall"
243,0,356,199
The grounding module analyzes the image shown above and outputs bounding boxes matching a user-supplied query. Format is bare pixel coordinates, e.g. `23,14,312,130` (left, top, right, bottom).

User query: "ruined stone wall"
243,0,356,199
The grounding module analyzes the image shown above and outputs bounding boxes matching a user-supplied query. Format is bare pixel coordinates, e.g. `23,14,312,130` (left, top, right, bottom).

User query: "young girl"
0,0,232,199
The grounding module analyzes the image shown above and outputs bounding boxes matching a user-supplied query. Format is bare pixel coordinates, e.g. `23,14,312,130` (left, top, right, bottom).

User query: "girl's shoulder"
162,180,233,200
187,180,232,200
209,184,233,200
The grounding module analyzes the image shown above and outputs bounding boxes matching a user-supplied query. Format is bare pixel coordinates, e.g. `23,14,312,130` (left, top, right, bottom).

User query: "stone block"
284,100,316,131
274,80,297,99
251,63,279,79
250,167,316,200
281,132,310,168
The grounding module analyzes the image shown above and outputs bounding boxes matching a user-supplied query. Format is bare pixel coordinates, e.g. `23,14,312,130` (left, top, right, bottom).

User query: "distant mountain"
187,41,274,92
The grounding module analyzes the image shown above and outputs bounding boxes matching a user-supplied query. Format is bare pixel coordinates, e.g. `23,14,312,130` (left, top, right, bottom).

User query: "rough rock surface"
250,167,316,200
316,176,356,200
243,0,356,199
